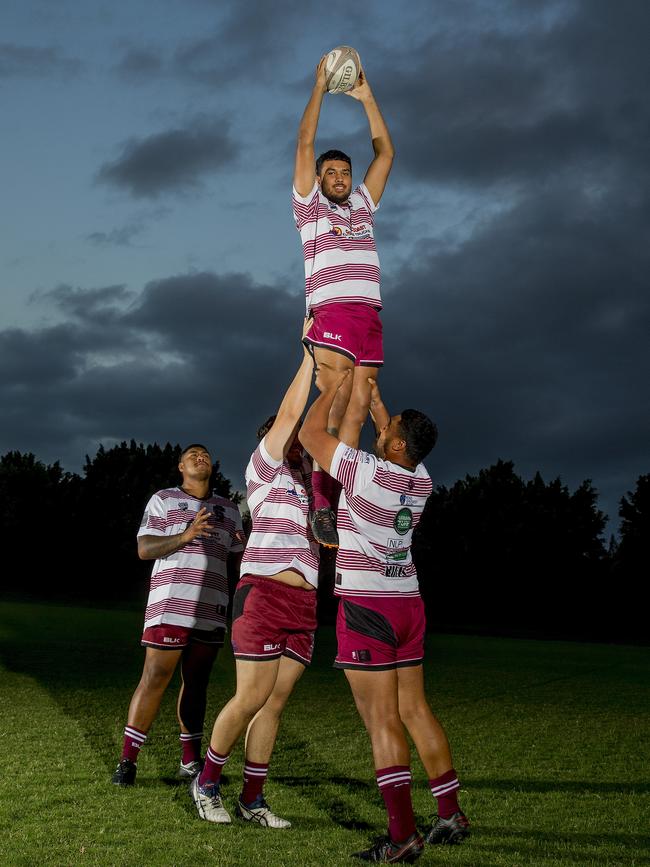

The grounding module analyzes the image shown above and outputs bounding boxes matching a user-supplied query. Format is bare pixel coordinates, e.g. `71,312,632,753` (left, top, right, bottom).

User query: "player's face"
375,415,402,460
179,447,212,480
318,160,352,204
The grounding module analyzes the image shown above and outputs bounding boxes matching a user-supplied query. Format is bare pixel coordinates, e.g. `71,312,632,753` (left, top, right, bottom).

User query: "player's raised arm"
346,69,395,205
264,321,315,462
299,369,351,473
294,57,328,196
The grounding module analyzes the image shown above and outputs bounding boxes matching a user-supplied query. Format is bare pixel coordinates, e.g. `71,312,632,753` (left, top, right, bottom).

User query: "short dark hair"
180,443,210,459
316,149,352,176
257,415,276,441
398,410,438,464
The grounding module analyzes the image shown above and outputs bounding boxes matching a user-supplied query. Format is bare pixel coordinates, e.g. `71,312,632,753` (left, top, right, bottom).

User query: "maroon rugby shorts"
334,595,426,670
304,302,383,367
141,623,226,649
231,575,317,666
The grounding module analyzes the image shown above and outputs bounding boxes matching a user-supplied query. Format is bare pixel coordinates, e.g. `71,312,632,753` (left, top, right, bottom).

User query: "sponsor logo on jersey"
394,507,413,535
400,494,418,506
179,501,188,511
386,538,407,562
385,565,408,577
287,485,309,505
324,331,342,342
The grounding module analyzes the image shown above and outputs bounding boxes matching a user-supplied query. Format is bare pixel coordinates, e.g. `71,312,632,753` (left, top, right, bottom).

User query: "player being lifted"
190,325,319,828
300,376,469,862
293,54,394,548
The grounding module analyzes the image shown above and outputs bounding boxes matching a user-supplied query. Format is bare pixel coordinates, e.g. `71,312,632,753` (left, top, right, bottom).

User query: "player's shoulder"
154,487,181,500
208,493,238,513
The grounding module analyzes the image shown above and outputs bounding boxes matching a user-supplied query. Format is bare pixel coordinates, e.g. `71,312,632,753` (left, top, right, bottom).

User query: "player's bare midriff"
267,569,315,590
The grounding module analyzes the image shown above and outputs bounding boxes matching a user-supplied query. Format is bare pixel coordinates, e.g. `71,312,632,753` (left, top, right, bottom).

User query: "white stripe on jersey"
329,442,432,598
293,182,381,312
139,487,244,631
241,438,319,587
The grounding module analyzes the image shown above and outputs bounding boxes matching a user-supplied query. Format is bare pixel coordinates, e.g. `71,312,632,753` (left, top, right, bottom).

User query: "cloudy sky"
2,0,648,530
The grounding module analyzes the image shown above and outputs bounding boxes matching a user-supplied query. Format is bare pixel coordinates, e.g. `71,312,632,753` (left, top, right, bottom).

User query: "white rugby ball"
325,46,361,94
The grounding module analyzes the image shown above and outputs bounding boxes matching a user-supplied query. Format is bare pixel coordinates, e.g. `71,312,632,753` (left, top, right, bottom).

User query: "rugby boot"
352,832,424,863
310,507,339,548
425,811,470,845
235,795,291,828
111,758,137,787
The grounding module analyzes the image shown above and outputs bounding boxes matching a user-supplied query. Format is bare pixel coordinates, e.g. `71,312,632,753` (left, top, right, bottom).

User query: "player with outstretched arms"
190,324,319,828
299,376,470,862
293,54,394,548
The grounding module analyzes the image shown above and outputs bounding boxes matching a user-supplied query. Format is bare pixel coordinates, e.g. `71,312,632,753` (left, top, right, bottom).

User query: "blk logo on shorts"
324,331,342,342
352,649,371,663
163,637,181,644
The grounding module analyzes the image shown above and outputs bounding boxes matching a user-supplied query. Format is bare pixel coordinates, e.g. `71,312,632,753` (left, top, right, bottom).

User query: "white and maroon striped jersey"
292,182,380,312
241,438,319,587
329,442,432,598
138,488,245,631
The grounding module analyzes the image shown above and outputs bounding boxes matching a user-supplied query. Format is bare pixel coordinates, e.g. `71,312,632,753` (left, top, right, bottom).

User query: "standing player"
112,444,245,787
190,331,319,828
299,378,469,862
293,55,394,547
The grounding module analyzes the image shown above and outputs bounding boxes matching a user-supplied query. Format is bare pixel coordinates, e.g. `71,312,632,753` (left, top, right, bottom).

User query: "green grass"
0,600,648,866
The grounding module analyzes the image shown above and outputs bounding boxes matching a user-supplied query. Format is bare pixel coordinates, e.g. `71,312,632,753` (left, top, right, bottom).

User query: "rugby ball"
325,46,361,94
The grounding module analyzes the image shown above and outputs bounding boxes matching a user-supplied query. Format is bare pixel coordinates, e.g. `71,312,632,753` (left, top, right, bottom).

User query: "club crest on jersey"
400,494,417,506
394,507,413,535
408,480,415,490
287,485,309,505
179,502,188,510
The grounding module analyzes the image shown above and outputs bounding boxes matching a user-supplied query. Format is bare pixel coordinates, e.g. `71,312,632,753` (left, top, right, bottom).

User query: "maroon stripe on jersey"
251,450,279,483
253,517,310,534
346,496,399,527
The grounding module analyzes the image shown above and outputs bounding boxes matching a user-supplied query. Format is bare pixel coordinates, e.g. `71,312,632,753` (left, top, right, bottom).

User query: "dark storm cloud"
336,0,650,188
380,176,650,522
0,273,304,488
0,42,81,78
97,116,237,198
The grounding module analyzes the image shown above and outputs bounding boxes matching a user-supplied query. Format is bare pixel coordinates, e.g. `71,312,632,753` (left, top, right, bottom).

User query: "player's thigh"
181,639,221,684
345,667,400,729
314,346,355,375
264,656,306,711
233,658,282,711
141,646,182,687
396,664,429,718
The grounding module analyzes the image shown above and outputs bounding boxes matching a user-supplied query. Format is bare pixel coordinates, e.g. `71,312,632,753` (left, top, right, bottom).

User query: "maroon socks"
429,768,461,818
121,725,147,763
180,731,202,765
376,766,417,843
311,470,342,512
241,760,269,805
198,746,230,787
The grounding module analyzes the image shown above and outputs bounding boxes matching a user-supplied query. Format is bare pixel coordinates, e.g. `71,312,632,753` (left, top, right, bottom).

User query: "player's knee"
140,662,174,692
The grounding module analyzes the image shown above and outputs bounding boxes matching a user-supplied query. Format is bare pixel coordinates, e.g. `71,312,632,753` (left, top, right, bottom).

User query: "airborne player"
293,53,394,548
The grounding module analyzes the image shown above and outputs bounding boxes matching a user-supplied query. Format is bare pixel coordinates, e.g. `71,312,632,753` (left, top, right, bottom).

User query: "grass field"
0,600,648,867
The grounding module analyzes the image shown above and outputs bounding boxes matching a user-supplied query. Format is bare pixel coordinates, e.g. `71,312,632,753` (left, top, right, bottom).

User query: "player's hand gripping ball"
325,46,361,94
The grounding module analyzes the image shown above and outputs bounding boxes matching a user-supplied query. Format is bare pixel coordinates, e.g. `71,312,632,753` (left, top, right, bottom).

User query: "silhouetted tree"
414,460,609,638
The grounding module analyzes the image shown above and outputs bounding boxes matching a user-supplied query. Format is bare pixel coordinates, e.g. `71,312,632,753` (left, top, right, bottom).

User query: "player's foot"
190,776,231,824
352,832,424,863
425,811,470,845
111,758,137,787
310,507,339,548
235,795,291,829
179,759,204,780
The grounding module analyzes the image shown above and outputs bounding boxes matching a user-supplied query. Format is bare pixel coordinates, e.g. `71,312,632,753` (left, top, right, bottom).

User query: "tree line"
0,442,646,641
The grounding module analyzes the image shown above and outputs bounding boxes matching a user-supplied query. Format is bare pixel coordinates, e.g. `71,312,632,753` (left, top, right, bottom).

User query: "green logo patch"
393,507,413,535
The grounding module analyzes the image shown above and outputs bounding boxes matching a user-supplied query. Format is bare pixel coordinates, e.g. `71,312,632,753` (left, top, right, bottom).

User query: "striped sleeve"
247,437,283,486
137,492,167,538
230,507,245,553
356,183,379,223
292,182,319,230
329,441,378,497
